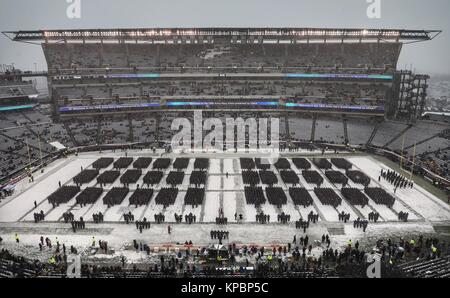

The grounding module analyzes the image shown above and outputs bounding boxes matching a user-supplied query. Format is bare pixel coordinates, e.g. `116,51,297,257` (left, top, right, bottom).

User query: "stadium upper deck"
4,27,440,42
3,28,440,117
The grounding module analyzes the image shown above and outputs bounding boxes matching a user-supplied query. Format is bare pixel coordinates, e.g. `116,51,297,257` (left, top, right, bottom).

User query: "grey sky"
0,0,449,74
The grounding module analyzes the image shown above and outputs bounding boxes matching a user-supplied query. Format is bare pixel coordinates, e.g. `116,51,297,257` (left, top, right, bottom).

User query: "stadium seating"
44,42,401,70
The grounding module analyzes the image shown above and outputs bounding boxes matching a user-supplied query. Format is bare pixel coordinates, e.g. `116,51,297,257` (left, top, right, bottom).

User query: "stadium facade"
0,27,448,187
1,28,450,279
3,27,441,120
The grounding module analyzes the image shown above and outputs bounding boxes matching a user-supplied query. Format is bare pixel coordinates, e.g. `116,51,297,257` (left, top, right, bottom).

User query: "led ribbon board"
59,103,160,112
106,73,160,79
0,105,35,112
285,73,393,80
285,102,384,111
59,101,383,112
58,73,393,81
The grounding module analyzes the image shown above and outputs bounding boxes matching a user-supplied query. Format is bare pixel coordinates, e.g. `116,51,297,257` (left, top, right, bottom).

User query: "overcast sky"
0,0,449,75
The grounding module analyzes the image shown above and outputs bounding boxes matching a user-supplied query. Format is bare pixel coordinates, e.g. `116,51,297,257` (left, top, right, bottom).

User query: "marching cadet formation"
135,218,151,233
353,218,369,232
256,212,270,223
71,218,86,231
123,212,135,223
398,211,409,222
307,211,319,223
185,213,196,224
62,211,75,223
277,212,291,224
210,230,229,244
33,210,45,223
295,219,310,233
62,211,86,232
215,216,227,225
379,169,414,193
338,211,350,223
154,213,165,224
368,211,380,222
92,212,104,223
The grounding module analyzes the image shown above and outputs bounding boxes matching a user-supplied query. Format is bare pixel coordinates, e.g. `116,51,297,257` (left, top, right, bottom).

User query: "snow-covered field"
1,150,450,255
1,151,450,225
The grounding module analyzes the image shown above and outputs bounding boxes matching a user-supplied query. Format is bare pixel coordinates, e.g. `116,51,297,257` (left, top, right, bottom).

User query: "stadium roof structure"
3,27,441,44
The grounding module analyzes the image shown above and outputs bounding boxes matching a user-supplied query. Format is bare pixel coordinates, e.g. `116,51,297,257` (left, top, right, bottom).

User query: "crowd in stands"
1,107,448,193
45,42,400,71
4,231,449,278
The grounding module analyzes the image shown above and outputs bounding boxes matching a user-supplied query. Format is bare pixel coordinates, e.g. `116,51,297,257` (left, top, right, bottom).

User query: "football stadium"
0,21,449,279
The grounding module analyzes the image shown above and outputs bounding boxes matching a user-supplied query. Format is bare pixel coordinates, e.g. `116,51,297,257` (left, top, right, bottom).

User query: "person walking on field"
168,225,171,235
